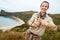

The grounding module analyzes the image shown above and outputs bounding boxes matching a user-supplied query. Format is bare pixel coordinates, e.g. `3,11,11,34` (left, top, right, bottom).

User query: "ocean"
0,15,25,31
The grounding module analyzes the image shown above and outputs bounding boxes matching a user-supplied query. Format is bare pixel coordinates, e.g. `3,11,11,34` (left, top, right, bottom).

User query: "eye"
45,6,47,7
45,5,48,7
41,5,44,7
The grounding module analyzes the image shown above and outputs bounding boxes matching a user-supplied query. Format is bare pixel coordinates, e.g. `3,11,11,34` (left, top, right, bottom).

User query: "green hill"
0,10,60,25
0,11,60,40
49,14,60,25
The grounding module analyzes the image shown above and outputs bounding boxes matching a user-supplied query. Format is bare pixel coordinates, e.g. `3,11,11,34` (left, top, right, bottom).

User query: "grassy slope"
0,11,60,40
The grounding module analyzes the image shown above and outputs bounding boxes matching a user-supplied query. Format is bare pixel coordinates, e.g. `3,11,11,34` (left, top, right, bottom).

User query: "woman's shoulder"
46,14,52,20
32,12,39,16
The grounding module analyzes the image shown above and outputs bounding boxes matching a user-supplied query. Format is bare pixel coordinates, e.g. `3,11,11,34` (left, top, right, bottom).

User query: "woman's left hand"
40,19,49,26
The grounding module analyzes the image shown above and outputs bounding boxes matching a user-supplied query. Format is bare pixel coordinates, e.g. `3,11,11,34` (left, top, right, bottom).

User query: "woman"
25,1,57,40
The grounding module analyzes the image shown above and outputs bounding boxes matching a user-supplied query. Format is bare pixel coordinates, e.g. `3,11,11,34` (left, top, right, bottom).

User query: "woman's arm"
47,17,57,31
27,13,38,28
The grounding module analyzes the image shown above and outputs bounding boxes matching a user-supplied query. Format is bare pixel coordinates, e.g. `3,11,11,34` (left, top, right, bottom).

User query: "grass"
0,11,60,40
0,31,25,40
0,25,60,40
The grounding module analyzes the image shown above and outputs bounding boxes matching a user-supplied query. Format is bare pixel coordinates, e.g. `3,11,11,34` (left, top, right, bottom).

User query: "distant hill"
48,14,60,25
0,10,60,25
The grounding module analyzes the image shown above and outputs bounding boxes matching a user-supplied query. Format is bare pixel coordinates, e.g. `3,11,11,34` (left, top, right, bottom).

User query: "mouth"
42,8,46,11
42,9,46,12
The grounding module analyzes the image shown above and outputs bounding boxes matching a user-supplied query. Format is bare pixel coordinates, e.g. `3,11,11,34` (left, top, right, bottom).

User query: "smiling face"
40,1,49,15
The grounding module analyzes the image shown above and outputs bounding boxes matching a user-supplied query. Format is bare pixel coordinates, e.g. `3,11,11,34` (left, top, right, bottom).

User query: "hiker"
25,1,57,40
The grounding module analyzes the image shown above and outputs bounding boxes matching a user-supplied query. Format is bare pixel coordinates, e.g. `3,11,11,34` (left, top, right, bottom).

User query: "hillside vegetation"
0,11,60,40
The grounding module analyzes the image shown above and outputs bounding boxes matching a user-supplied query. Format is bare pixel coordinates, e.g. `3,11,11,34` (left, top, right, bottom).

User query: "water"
0,15,25,31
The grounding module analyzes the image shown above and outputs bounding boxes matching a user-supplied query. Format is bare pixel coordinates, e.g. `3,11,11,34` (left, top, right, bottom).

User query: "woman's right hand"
27,22,36,28
28,18,41,28
31,23,37,28
31,18,41,28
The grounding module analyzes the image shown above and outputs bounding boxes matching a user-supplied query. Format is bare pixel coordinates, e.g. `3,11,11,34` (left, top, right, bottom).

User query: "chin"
41,10,46,12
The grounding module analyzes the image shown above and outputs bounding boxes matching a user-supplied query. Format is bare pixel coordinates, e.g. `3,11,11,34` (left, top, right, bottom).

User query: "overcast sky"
0,0,60,14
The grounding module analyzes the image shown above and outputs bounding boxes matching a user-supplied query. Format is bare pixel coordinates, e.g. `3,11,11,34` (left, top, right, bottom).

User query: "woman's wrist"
46,23,51,27
31,23,36,27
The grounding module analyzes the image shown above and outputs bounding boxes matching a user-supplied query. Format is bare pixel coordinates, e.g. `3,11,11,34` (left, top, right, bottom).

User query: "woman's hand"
27,22,38,28
32,18,41,28
28,18,41,28
40,19,49,27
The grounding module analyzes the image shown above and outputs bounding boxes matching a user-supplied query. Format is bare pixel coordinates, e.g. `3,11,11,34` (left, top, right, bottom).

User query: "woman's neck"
40,11,46,15
39,12,46,19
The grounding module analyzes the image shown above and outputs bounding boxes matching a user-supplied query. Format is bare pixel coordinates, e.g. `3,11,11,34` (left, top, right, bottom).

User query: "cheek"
41,7,48,11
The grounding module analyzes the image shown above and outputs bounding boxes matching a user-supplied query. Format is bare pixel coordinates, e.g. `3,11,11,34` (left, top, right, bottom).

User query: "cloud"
0,0,60,14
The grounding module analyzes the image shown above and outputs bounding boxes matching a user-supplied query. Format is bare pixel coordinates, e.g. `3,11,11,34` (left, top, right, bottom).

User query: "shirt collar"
39,12,46,19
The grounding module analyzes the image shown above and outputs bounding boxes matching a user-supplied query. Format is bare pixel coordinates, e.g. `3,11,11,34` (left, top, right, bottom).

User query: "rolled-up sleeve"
48,17,57,30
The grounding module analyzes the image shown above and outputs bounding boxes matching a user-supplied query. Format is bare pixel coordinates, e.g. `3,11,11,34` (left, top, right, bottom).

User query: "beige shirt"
28,13,57,36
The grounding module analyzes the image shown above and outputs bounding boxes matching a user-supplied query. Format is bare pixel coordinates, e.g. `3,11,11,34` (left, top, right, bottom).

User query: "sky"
0,0,60,14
